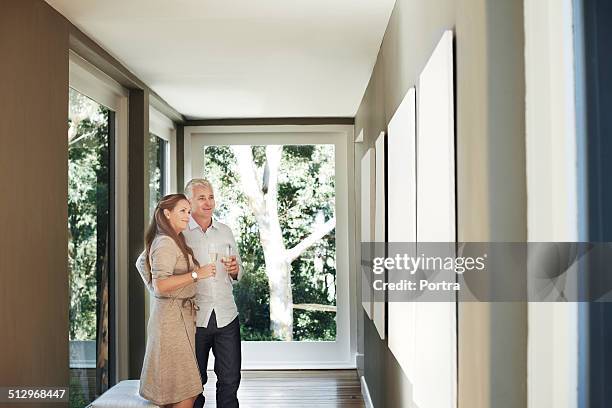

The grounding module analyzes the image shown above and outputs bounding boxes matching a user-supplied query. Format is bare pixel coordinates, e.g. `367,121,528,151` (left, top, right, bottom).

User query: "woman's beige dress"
139,234,202,405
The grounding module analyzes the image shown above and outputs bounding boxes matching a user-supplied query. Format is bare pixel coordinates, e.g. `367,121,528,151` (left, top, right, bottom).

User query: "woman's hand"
196,263,216,280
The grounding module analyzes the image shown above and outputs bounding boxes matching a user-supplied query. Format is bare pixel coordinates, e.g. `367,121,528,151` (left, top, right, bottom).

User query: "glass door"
185,126,354,368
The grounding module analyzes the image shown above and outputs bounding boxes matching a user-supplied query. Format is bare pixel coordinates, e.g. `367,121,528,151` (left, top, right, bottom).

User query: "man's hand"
224,256,239,280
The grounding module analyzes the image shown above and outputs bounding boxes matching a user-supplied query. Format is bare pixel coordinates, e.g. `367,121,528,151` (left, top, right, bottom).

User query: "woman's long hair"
144,194,200,278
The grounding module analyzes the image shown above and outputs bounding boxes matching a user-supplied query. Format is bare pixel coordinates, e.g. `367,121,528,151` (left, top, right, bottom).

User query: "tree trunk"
262,243,293,340
232,145,293,340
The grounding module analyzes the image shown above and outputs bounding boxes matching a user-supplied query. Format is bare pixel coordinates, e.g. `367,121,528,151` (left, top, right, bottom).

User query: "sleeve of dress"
150,237,178,280
135,249,153,291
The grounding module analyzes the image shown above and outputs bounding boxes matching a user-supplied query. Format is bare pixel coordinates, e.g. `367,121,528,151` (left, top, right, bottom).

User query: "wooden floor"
203,370,365,408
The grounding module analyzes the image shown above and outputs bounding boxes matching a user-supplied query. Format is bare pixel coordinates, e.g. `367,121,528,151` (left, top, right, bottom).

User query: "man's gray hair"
184,178,214,200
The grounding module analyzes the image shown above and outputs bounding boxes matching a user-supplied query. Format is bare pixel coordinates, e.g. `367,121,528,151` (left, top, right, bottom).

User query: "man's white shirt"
136,216,243,328
185,216,243,328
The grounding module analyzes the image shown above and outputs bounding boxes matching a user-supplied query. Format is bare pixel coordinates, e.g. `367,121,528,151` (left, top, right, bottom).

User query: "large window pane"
203,144,336,341
68,88,111,407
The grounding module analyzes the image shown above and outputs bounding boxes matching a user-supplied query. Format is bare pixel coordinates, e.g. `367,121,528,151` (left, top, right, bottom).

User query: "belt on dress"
153,294,199,314
180,297,200,314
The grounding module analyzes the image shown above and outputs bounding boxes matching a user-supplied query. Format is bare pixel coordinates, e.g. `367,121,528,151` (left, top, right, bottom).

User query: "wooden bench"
88,380,158,407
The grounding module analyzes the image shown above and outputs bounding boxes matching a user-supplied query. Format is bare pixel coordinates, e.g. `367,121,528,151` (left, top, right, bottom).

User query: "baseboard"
360,375,374,408
356,353,365,377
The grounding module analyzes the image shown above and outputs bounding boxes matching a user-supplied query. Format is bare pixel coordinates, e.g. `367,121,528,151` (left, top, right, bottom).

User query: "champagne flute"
208,243,218,263
221,243,232,265
220,244,233,281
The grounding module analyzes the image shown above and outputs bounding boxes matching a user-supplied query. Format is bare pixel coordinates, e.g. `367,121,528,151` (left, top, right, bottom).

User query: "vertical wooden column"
128,88,150,379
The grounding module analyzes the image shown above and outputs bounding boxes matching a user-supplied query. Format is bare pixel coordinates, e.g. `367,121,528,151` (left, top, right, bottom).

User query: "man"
185,178,243,408
137,178,243,408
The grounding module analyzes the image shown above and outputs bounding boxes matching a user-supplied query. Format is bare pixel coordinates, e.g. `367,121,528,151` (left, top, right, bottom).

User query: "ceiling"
46,0,396,119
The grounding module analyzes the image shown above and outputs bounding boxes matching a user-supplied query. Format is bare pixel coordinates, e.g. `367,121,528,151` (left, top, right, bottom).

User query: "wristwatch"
191,271,198,282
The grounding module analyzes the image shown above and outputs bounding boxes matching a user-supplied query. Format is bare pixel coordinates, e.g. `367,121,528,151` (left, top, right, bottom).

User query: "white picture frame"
373,131,386,340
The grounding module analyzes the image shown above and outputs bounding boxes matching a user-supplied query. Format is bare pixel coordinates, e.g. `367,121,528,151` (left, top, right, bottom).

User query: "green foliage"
203,144,337,341
294,310,336,341
234,218,272,340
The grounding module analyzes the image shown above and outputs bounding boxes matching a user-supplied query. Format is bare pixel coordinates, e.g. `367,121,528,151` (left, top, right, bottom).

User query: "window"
68,52,128,406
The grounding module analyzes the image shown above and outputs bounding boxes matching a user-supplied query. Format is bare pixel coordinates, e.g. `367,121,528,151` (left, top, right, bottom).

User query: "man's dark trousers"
193,311,241,408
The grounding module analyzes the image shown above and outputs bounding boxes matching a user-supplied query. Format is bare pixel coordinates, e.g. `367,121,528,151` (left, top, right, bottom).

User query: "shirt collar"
188,215,218,232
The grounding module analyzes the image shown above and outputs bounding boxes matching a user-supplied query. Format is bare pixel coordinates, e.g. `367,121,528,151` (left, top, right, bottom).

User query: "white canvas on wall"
414,30,457,408
373,131,386,340
386,87,417,376
360,148,375,319
417,36,456,243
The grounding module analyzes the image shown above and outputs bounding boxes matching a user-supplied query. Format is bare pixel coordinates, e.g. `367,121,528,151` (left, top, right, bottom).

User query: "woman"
139,194,216,408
